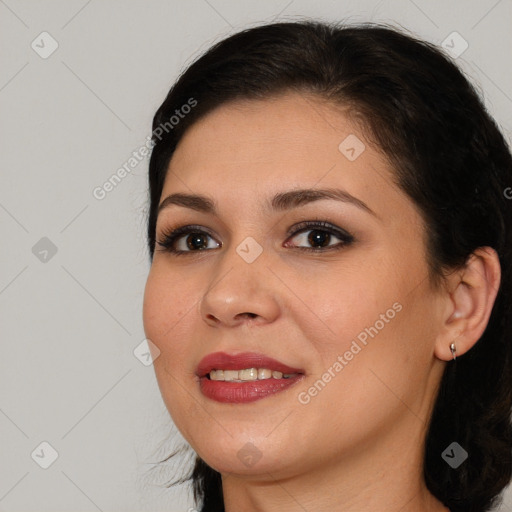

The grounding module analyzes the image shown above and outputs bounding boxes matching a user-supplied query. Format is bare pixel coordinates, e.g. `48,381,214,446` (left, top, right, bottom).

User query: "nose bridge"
199,237,279,326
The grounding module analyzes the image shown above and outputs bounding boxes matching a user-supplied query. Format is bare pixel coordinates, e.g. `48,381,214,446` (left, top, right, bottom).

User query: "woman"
142,20,512,512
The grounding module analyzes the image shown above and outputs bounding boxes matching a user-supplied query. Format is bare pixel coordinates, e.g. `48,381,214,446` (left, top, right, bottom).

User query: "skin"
142,91,501,512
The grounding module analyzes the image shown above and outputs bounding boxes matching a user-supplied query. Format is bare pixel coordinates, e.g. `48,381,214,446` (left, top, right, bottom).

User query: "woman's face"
143,91,447,478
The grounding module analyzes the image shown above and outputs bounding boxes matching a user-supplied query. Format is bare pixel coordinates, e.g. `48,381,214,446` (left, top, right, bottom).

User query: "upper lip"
196,351,305,377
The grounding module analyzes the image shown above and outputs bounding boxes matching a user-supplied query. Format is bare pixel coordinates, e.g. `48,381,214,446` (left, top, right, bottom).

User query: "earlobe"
434,247,501,361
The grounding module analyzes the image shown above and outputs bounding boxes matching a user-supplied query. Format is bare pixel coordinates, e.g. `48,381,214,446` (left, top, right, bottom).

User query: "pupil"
308,230,330,247
187,233,207,250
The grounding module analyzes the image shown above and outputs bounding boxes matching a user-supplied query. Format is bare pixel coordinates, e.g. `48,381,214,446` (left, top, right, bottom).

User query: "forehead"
172,92,363,171
161,91,411,222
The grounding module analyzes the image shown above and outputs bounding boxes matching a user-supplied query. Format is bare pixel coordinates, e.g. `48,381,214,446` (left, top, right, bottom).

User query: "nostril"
241,312,257,319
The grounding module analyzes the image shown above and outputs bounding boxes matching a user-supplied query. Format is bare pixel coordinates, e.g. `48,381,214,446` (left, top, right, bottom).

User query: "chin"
200,445,298,478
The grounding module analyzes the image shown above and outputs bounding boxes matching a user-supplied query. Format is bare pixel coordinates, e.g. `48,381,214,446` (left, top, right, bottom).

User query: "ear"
434,247,501,361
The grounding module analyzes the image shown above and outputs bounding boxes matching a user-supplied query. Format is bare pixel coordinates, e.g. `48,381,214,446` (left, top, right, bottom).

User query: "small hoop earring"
450,342,457,361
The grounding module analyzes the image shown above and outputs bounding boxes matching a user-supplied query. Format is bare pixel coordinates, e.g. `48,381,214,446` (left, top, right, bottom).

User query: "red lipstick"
196,351,305,404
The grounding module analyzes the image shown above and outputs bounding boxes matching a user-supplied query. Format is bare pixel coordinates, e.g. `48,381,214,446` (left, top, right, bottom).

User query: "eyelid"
285,220,353,239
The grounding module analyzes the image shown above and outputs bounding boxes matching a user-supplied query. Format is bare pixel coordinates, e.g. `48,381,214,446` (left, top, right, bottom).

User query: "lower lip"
199,375,305,403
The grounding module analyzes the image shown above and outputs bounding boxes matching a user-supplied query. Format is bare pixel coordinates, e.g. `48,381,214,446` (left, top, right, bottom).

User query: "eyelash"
155,220,355,256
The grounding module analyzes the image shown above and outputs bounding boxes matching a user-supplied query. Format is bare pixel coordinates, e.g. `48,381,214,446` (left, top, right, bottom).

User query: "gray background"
1,1,511,511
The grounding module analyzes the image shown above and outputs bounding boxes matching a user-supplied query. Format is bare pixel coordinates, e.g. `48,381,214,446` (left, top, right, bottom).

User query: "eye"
284,220,354,252
155,220,354,256
156,225,221,255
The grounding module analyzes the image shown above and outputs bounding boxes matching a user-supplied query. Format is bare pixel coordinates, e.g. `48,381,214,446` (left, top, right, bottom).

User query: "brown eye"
185,233,210,250
286,221,354,252
307,229,332,248
156,225,221,255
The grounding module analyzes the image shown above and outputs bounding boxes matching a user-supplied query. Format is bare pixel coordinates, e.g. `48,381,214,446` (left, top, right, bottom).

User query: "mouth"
196,351,305,403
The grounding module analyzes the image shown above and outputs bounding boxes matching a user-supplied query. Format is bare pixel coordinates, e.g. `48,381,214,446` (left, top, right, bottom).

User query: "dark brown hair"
146,20,512,512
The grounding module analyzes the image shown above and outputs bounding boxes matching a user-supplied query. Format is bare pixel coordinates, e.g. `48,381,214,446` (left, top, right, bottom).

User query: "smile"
197,351,305,403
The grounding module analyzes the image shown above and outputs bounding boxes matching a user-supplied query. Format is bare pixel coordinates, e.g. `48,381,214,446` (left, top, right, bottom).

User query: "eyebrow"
157,188,378,218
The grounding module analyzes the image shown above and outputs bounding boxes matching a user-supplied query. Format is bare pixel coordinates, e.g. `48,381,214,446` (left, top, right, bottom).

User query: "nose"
199,248,281,328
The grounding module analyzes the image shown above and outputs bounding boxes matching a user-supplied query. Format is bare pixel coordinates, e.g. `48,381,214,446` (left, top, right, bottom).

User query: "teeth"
210,370,224,381
223,370,239,382
208,368,299,382
239,368,258,380
258,368,272,380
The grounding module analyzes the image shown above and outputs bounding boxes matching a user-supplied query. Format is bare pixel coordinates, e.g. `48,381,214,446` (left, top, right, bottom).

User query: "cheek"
142,267,202,429
142,266,197,360
287,261,412,395
288,266,389,358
